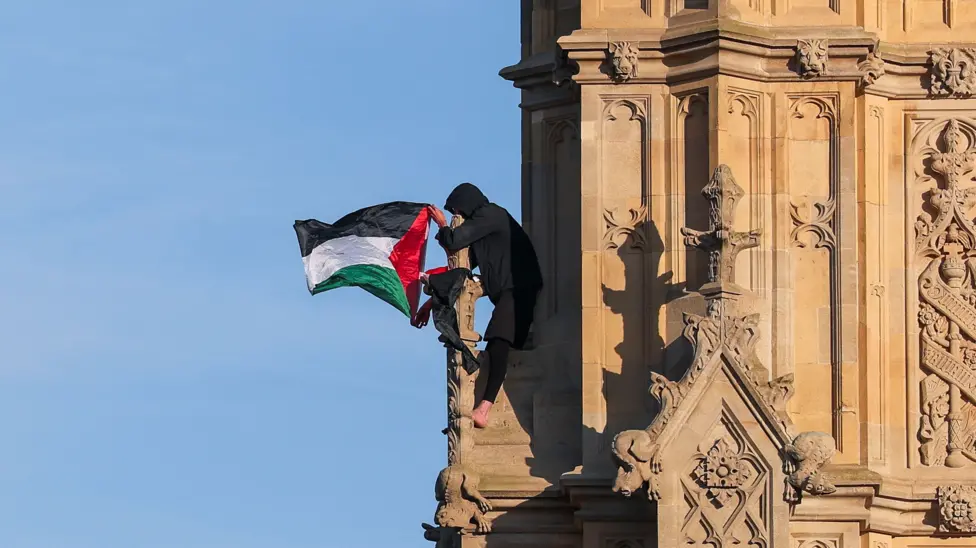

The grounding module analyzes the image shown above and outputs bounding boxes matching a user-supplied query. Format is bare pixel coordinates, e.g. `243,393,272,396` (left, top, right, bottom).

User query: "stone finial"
680,165,761,289
609,41,639,82
932,119,976,189
929,48,976,97
796,39,828,79
938,485,976,533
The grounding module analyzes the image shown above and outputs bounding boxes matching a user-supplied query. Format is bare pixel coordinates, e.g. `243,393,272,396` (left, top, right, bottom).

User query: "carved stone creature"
937,485,976,533
796,39,828,79
609,41,639,82
421,524,461,548
611,371,682,500
611,429,661,500
858,50,885,88
930,48,976,96
433,465,492,533
783,431,837,503
761,374,796,418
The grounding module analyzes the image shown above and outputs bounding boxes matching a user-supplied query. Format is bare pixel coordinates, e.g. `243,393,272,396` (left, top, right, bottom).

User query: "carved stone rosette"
914,120,976,468
938,485,976,533
424,216,492,542
608,41,639,82
796,39,828,79
692,436,755,507
682,427,770,546
791,198,837,250
929,48,976,97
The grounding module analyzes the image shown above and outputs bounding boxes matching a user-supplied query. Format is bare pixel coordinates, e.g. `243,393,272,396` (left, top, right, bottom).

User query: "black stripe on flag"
294,201,427,258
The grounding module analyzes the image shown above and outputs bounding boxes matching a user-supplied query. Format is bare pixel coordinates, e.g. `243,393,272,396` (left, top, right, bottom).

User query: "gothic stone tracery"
611,165,835,517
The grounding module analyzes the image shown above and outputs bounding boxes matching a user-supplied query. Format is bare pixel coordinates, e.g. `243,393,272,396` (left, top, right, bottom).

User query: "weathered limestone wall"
421,1,976,547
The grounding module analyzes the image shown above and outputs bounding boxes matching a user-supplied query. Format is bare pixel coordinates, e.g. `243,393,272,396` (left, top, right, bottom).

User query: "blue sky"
0,2,521,546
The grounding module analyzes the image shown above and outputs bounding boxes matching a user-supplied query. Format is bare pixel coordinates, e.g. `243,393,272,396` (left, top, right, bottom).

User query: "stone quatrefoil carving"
692,436,755,507
604,206,647,250
790,198,837,250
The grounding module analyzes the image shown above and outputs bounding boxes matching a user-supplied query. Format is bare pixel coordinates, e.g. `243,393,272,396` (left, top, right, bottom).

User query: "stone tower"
423,2,976,547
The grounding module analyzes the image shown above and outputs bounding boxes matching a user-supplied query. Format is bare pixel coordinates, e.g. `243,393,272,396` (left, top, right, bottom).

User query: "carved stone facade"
421,0,976,547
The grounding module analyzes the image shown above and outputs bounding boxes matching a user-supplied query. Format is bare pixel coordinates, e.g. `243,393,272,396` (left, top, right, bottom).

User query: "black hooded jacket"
436,183,543,303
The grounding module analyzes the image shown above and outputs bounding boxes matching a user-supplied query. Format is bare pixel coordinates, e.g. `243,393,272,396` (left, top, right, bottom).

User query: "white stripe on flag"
302,235,399,290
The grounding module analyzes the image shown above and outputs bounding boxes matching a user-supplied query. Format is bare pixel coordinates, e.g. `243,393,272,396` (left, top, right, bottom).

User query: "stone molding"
500,26,976,100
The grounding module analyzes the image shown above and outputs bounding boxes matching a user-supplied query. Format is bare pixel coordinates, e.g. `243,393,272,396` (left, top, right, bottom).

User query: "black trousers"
482,288,538,403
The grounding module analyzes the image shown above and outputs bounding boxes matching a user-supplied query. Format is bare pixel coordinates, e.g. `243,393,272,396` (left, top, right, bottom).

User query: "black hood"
444,183,489,218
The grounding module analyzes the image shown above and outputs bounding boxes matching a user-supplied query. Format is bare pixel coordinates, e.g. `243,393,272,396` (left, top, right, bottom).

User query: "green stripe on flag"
312,263,411,317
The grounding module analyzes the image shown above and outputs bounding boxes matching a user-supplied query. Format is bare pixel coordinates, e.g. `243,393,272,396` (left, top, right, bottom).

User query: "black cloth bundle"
426,268,480,374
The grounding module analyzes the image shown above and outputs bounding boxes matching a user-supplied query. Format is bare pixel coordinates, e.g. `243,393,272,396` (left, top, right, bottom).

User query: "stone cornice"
500,22,976,99
474,466,976,535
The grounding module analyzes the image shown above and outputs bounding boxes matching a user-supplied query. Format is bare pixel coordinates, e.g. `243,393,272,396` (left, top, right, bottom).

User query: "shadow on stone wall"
466,221,703,545
602,221,693,456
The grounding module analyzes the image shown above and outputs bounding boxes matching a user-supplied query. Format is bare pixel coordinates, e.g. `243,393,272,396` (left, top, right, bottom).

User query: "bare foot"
472,400,493,428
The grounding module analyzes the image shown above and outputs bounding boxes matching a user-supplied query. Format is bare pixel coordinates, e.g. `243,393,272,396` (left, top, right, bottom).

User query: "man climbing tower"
413,183,543,428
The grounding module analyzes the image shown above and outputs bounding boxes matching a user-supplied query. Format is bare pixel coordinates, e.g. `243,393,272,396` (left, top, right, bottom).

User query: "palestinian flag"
294,202,430,317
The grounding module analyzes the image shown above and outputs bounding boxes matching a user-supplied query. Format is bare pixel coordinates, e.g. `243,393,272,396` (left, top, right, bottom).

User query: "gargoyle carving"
783,431,837,503
421,524,462,548
611,429,661,500
433,464,492,534
858,50,885,88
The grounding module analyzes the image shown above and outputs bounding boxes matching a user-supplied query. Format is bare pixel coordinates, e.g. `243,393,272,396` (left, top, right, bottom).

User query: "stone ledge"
500,23,976,99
